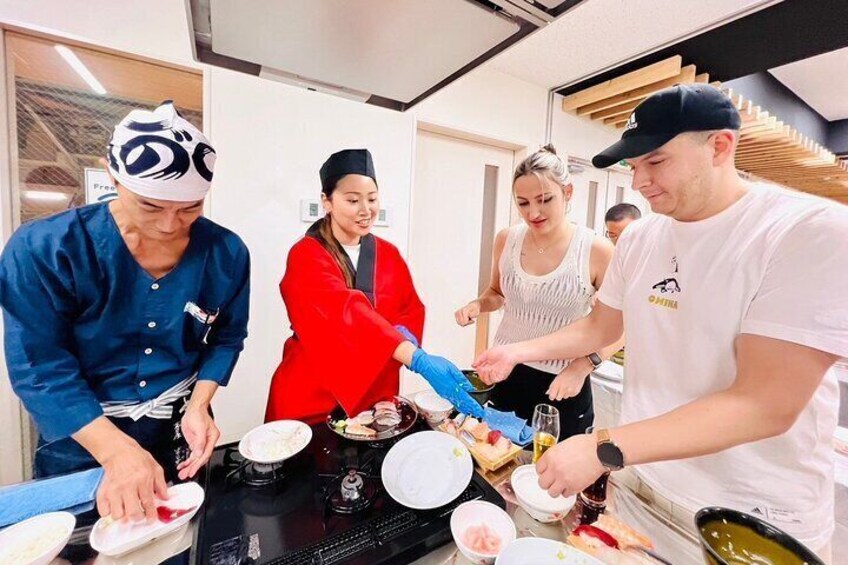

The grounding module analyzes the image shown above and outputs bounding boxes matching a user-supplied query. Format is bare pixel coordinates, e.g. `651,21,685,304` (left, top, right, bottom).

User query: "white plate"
382,431,473,509
495,538,604,565
89,482,204,557
0,511,75,565
239,420,312,464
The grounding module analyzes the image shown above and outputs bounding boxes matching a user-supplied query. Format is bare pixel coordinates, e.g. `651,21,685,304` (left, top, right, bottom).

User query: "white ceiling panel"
770,47,848,121
489,0,778,89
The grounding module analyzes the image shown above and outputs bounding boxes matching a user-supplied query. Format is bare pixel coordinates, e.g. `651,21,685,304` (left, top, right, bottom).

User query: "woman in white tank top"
455,145,621,439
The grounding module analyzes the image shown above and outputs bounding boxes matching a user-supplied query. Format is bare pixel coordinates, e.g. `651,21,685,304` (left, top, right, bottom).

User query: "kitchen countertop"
37,424,848,564
411,450,701,565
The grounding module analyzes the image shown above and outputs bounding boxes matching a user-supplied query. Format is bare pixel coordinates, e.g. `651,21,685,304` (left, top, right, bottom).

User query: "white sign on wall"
84,168,117,204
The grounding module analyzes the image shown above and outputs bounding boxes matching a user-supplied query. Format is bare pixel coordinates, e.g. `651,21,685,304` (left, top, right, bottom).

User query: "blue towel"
0,467,103,528
483,407,535,446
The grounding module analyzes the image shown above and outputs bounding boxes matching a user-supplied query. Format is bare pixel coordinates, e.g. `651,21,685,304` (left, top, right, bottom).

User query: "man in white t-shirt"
474,84,848,560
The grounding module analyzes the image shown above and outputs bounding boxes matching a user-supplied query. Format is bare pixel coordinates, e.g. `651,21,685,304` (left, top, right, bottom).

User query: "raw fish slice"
375,414,402,427
354,411,375,425
345,423,376,437
374,401,397,411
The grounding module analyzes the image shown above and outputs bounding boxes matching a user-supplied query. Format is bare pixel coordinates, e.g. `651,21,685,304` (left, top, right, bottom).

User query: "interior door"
607,169,647,218
406,130,514,394
568,160,610,234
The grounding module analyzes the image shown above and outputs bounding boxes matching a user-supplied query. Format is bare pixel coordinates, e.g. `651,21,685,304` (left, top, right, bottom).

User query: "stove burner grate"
268,481,486,565
222,446,287,488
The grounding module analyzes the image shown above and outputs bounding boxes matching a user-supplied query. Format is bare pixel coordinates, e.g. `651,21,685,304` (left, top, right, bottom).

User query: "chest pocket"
182,301,220,351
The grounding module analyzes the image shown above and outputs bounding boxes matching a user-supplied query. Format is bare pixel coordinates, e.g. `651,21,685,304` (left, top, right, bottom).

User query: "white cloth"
108,102,215,202
494,223,595,374
597,181,848,550
101,375,196,421
342,243,361,268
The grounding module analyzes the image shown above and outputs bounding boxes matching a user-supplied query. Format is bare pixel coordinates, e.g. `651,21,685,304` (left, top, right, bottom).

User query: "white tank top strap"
499,224,524,276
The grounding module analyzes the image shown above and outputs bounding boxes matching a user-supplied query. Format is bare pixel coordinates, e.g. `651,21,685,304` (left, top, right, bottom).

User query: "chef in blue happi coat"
0,102,249,522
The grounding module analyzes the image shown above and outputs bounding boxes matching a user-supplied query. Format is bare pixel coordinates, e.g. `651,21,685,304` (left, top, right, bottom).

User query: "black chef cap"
319,149,377,196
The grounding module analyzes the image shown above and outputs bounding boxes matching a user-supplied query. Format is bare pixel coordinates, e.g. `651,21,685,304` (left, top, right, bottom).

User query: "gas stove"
192,421,505,564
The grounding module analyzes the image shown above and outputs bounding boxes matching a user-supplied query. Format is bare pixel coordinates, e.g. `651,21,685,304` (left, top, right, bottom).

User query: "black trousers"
489,363,594,441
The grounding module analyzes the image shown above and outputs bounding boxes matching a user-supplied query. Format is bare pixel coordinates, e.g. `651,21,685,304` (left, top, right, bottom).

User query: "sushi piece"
469,422,490,442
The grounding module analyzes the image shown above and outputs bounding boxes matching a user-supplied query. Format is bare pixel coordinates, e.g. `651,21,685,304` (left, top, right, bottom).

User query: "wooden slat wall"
729,89,848,203
562,56,848,204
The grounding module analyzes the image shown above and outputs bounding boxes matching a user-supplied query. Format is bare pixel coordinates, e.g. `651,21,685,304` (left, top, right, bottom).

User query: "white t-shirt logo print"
651,256,681,294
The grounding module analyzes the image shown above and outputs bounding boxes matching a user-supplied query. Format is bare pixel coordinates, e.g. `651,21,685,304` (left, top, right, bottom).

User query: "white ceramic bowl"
510,465,576,523
414,390,454,424
495,537,604,565
238,419,312,464
0,511,75,565
450,500,517,565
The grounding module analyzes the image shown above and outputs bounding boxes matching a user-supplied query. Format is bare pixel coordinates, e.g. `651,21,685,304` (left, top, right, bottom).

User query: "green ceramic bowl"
461,369,495,406
695,507,824,565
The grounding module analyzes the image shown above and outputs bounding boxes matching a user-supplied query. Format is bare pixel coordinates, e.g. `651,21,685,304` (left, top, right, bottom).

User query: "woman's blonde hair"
512,144,571,191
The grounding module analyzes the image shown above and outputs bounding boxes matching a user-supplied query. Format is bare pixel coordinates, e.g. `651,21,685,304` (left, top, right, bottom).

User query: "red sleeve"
383,243,425,347
281,238,405,415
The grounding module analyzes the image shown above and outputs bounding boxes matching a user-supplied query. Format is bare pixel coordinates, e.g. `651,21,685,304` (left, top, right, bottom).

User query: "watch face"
598,442,624,470
588,353,602,368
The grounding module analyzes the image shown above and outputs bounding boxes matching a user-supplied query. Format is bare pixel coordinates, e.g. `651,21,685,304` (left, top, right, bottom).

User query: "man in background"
604,202,641,245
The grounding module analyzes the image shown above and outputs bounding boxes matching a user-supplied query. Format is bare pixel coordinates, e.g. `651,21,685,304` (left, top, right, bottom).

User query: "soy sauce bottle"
577,426,610,525
577,471,610,525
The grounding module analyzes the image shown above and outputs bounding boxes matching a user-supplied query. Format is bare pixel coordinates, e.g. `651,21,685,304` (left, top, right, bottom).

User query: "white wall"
207,68,416,440
550,93,621,162
414,66,548,149
0,2,623,449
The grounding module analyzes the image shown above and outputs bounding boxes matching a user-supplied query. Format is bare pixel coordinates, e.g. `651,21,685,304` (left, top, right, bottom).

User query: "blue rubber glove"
409,349,483,418
394,325,419,348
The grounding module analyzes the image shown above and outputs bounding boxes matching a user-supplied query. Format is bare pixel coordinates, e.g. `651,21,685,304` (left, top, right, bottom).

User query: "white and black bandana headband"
107,101,215,202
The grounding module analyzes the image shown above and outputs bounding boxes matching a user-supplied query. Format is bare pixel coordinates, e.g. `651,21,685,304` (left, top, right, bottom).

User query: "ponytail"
315,215,355,288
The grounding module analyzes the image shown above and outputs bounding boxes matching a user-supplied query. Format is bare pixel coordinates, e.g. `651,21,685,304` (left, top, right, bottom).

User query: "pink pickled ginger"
461,523,502,555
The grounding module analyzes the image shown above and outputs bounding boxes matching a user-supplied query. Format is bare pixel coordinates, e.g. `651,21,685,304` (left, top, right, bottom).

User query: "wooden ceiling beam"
591,98,643,121
564,55,683,112
575,64,697,116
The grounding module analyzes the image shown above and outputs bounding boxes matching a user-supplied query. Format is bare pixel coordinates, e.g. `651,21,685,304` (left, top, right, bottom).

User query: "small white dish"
450,500,516,565
0,511,75,565
239,420,312,464
382,431,472,510
414,390,454,424
510,465,576,523
495,537,604,565
89,482,203,557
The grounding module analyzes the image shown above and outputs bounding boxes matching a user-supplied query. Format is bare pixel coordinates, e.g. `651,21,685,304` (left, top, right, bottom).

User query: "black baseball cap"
592,84,741,169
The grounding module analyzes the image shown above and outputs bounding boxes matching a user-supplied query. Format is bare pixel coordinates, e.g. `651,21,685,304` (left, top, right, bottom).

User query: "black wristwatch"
596,428,625,471
587,352,603,369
